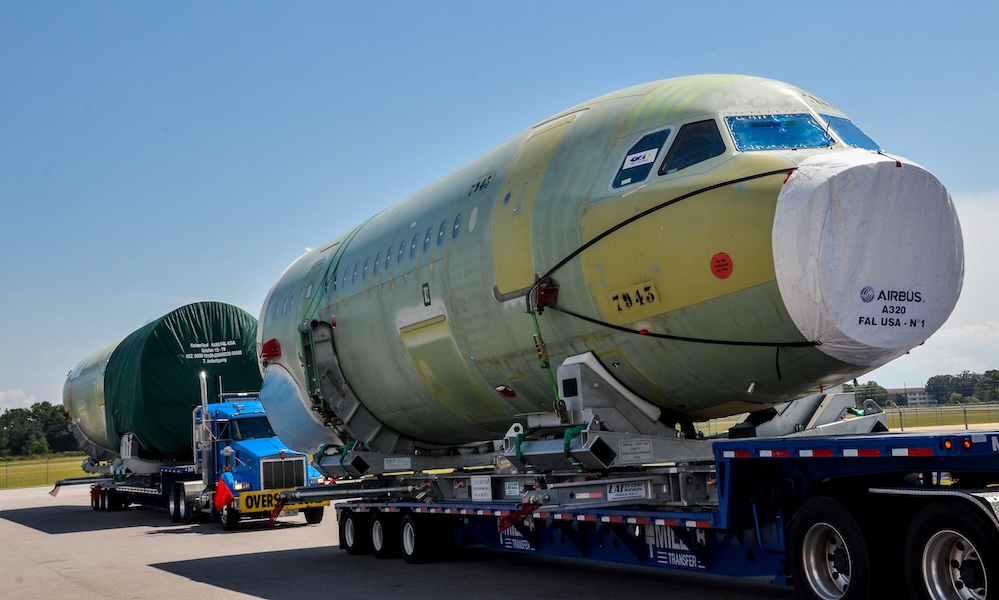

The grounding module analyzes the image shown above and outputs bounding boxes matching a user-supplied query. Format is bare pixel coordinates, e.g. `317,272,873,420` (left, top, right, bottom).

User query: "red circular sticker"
711,252,733,279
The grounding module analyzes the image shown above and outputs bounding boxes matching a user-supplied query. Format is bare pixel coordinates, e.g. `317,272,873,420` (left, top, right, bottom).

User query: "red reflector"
260,338,282,360
495,385,517,398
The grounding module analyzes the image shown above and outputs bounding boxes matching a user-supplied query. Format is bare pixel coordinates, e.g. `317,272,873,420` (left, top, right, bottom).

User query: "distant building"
887,387,934,406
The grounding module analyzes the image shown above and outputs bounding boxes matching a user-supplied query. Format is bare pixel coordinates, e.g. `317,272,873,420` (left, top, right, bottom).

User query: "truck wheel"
340,510,371,555
905,500,999,600
220,505,240,531
177,489,192,523
401,514,436,564
788,497,872,600
371,512,401,559
168,485,181,523
304,506,325,524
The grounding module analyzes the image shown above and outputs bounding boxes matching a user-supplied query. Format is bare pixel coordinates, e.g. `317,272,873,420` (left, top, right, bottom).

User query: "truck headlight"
233,482,251,491
310,477,326,485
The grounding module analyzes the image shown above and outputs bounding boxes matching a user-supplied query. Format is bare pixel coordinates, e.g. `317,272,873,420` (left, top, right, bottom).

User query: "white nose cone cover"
773,149,963,367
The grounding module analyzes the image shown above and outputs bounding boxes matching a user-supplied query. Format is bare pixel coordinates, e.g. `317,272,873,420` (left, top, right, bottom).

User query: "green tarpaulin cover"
66,302,261,459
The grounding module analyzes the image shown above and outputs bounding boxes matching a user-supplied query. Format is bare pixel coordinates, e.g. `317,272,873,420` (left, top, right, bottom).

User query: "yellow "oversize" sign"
237,489,329,513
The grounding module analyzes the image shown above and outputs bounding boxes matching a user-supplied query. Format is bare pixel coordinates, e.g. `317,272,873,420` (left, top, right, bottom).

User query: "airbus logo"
860,287,875,303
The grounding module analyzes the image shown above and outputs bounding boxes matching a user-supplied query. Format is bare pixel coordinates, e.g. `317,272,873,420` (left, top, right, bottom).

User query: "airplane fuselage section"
258,75,963,448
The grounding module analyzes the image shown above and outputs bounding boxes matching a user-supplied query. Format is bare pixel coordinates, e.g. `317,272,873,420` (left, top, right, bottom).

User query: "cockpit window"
658,120,726,175
820,115,881,151
725,114,831,151
612,128,671,188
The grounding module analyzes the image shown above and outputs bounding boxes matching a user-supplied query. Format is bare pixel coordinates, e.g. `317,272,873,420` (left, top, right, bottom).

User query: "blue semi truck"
59,384,329,530
57,302,329,529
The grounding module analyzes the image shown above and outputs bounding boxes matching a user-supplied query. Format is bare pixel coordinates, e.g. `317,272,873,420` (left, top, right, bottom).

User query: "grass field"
0,454,97,490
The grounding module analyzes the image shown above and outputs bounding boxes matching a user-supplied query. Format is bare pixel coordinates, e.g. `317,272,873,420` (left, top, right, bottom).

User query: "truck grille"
261,456,306,489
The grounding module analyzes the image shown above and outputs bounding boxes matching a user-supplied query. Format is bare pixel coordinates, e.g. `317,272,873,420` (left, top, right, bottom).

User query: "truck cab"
179,394,329,529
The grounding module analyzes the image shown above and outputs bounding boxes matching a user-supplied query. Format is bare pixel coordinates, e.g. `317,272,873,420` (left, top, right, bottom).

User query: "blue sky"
2,1,997,411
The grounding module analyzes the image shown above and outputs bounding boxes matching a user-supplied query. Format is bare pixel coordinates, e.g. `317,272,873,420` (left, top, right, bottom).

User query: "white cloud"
0,388,37,412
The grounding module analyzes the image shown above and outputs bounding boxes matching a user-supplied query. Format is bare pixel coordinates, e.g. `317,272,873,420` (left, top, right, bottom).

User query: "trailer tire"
168,484,181,523
371,512,401,559
220,504,240,531
788,497,873,600
904,500,999,600
401,514,436,564
304,506,324,524
340,510,371,555
107,489,122,512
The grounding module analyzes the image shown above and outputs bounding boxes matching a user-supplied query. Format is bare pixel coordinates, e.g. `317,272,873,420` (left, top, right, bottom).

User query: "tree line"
0,402,77,458
846,370,999,407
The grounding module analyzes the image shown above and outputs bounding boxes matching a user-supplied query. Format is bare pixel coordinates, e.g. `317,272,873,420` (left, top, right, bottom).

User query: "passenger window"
452,213,462,240
612,128,671,188
352,263,359,284
659,120,726,175
374,253,381,275
423,228,432,253
384,247,392,270
333,271,338,291
398,240,406,263
410,235,419,258
438,221,447,246
363,258,370,279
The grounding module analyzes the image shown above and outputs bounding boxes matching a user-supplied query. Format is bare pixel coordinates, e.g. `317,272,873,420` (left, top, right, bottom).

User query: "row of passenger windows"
332,212,463,292
269,211,465,323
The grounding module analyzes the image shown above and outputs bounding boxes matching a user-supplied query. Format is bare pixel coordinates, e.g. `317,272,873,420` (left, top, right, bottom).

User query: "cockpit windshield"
726,114,831,151
820,115,881,151
230,416,276,441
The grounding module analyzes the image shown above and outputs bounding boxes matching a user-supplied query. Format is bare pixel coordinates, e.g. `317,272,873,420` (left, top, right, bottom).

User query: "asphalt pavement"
0,483,794,600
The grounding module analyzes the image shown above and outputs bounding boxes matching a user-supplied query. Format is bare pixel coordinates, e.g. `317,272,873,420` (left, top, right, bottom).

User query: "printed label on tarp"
185,339,244,365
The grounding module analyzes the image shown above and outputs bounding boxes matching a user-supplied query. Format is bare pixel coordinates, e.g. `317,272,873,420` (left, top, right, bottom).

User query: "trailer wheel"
107,489,122,512
788,497,872,600
905,501,999,600
340,510,371,554
168,484,181,523
220,504,240,531
304,506,324,524
401,514,436,564
371,512,401,559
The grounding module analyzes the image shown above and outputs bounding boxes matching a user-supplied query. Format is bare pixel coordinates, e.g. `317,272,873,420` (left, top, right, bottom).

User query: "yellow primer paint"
400,316,510,421
581,161,785,326
492,116,575,296
625,75,736,132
